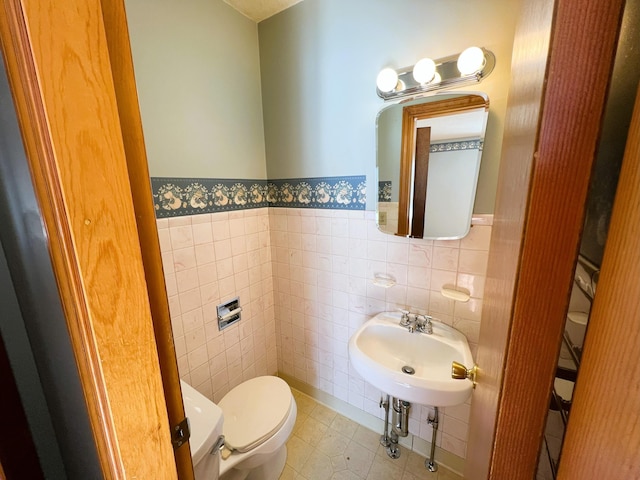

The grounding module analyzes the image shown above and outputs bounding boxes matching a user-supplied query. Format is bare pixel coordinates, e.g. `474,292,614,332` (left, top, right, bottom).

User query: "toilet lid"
218,376,292,453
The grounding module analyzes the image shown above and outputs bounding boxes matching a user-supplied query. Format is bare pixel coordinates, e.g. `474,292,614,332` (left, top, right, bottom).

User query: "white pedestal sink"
348,311,475,406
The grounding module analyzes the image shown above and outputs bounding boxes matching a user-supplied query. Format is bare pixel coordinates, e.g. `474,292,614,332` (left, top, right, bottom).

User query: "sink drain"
401,365,415,375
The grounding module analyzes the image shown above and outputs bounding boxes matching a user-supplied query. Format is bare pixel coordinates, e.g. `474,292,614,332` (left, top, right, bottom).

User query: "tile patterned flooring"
280,390,462,480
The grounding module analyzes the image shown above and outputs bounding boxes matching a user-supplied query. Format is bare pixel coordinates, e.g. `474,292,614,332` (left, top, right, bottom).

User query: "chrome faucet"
415,315,433,335
398,310,433,334
399,310,413,332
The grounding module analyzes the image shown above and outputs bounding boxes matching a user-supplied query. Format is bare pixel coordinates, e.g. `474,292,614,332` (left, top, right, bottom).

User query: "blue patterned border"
267,176,365,210
431,139,483,152
151,178,268,218
151,176,366,217
378,181,392,202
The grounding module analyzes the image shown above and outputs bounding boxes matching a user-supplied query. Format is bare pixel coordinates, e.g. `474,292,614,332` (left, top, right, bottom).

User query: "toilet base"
220,445,287,480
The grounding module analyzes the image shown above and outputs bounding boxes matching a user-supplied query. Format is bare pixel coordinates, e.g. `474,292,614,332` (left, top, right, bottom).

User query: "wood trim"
403,94,488,121
0,1,120,475
464,0,555,475
557,84,640,480
98,1,194,478
466,0,625,478
411,127,430,236
397,95,488,237
0,1,177,477
397,108,413,236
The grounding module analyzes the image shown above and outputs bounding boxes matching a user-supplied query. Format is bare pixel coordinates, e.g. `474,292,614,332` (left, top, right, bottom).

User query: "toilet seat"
218,376,292,453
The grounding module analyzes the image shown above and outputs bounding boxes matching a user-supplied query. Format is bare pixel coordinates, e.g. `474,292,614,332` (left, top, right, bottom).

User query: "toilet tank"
180,380,224,480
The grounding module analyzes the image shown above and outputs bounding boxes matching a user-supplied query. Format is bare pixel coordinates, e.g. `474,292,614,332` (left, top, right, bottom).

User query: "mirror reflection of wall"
377,93,489,239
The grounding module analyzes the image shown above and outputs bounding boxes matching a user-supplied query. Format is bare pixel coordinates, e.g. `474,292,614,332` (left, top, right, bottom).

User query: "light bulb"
412,58,436,84
376,68,399,93
457,47,486,75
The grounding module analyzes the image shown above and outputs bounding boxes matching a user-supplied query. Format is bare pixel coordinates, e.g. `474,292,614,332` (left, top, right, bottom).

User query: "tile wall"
157,208,278,402
157,206,492,460
270,208,492,459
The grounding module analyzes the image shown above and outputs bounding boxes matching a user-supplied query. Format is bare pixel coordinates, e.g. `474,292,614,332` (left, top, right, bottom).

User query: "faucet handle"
398,309,411,326
416,314,434,334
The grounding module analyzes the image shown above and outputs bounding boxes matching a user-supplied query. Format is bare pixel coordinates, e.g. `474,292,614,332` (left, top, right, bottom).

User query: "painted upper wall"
259,0,521,212
126,0,267,179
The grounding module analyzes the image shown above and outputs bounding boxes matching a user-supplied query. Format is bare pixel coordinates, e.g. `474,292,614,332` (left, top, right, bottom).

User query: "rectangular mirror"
377,93,489,239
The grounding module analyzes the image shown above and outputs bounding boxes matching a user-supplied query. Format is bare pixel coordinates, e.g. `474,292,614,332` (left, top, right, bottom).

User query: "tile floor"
280,389,462,480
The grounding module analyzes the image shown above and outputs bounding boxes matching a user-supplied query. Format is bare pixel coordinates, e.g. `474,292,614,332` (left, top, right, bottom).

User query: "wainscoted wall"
154,176,492,461
156,208,278,402
270,208,491,459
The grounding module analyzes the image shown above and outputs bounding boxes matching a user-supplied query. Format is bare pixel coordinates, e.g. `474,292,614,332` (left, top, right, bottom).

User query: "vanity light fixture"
412,57,437,84
457,46,486,75
376,67,401,93
376,47,495,100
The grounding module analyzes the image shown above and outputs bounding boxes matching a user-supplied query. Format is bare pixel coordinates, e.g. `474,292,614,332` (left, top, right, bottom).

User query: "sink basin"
348,311,474,406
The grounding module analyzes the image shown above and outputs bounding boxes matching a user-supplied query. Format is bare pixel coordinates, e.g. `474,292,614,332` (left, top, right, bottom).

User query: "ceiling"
224,0,305,22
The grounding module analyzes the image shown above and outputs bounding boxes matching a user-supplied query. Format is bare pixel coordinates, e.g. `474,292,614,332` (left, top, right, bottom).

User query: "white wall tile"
160,208,277,407
408,242,433,267
432,246,460,271
179,289,202,313
192,223,213,245
169,216,191,228
458,249,489,275
165,273,178,297
158,228,172,253
173,247,197,271
170,225,194,250
456,273,486,299
160,208,491,463
176,268,200,293
270,209,490,460
460,225,492,250
191,213,212,225
386,242,409,264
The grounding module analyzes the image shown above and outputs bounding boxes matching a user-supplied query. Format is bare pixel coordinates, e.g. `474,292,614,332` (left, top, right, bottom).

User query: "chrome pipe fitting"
392,397,411,438
426,407,439,472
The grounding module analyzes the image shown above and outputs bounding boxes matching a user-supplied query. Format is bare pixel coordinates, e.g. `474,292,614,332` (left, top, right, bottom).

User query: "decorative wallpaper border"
431,139,483,152
151,175,366,217
267,176,365,210
378,181,392,202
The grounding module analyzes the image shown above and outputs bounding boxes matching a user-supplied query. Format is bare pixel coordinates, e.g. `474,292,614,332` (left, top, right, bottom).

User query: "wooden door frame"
557,83,640,480
466,0,626,479
0,0,184,477
99,1,194,477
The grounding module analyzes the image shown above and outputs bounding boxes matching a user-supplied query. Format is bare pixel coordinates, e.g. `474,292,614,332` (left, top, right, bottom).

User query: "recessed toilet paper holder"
217,297,242,330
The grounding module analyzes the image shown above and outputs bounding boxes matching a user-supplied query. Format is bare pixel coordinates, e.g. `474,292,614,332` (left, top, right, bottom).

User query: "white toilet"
181,376,297,480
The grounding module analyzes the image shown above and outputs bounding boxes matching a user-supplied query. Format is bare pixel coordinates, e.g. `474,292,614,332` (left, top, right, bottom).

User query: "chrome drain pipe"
426,407,439,472
392,397,411,438
380,396,411,459
379,395,391,447
379,395,402,458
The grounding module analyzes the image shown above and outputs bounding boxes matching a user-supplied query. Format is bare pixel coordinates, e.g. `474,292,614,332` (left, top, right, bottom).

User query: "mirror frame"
394,94,490,237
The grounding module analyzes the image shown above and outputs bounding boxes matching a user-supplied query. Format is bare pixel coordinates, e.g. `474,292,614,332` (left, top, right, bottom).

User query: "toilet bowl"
181,376,297,480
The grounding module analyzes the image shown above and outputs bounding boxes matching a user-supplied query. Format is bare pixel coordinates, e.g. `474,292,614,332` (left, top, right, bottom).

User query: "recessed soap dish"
217,297,242,330
372,273,396,288
441,286,471,302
